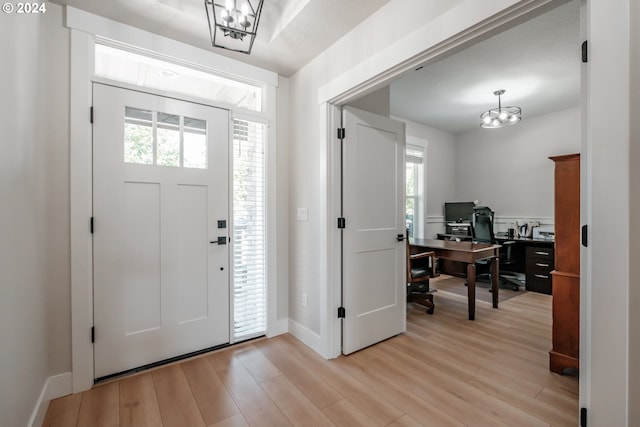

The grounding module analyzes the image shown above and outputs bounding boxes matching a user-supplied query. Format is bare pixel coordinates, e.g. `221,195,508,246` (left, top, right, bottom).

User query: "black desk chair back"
471,208,518,290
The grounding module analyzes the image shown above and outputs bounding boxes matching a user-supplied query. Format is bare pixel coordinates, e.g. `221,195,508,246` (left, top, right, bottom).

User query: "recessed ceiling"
390,0,581,134
48,0,391,76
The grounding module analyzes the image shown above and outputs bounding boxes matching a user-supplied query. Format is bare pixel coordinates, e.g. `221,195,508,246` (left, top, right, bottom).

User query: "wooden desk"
410,238,501,320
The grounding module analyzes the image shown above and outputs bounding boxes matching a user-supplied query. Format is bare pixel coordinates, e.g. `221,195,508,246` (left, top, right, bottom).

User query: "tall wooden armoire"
549,154,580,374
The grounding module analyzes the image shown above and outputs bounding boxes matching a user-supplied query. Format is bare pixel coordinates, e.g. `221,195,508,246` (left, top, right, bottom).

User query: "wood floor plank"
42,393,82,427
260,374,335,427
207,351,292,426
386,414,424,427
182,356,240,425
42,289,578,427
334,354,465,427
234,345,281,383
152,364,206,427
254,338,343,409
351,345,513,427
321,398,377,427
211,413,251,427
373,341,552,427
76,382,119,427
272,334,404,426
119,373,163,427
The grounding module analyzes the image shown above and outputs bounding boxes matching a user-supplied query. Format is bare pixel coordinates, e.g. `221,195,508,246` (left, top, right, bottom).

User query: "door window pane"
184,117,207,169
124,107,154,165
124,108,208,169
157,112,181,167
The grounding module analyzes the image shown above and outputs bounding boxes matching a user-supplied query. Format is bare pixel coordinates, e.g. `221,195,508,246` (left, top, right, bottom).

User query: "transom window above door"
95,44,263,112
124,107,208,169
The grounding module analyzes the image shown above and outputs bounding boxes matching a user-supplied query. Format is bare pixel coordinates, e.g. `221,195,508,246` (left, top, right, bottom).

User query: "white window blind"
232,119,266,339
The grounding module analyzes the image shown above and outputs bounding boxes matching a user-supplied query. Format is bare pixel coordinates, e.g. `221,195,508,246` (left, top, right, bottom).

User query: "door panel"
342,106,406,355
93,84,230,378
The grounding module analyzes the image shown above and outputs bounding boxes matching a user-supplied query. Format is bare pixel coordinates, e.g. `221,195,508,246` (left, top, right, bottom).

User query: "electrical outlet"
302,292,308,307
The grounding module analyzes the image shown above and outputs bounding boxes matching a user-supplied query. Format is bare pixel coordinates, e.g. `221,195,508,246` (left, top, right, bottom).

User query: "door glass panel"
123,108,208,169
183,117,207,169
157,112,181,167
124,107,154,165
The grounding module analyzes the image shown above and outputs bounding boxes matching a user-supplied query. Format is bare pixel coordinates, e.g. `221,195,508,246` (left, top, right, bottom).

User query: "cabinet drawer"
527,274,552,294
526,246,554,261
525,245,554,294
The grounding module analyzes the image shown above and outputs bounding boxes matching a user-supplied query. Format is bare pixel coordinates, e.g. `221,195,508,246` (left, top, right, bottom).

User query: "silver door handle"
534,274,549,279
536,263,550,267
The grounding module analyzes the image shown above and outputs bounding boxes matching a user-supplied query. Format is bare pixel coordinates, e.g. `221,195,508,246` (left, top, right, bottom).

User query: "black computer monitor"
444,201,475,224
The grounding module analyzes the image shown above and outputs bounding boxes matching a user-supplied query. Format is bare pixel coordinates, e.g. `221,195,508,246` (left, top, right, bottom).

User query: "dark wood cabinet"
549,154,580,374
525,246,554,294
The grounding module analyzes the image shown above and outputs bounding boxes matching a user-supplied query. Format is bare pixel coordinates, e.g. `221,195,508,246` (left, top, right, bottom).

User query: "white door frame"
321,0,571,359
68,9,281,393
322,0,634,422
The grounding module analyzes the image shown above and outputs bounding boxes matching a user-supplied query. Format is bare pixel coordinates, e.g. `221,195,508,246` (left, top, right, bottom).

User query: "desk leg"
466,263,476,321
491,256,499,309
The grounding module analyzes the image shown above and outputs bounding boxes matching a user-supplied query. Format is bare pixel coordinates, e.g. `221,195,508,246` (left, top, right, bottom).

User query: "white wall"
455,107,580,230
348,86,390,117
0,6,68,426
288,0,467,349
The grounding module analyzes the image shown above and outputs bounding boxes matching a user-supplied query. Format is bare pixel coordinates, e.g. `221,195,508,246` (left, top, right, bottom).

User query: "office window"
406,144,425,238
232,119,266,340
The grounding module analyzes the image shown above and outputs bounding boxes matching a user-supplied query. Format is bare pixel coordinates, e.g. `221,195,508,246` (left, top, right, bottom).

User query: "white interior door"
92,84,230,379
342,106,406,355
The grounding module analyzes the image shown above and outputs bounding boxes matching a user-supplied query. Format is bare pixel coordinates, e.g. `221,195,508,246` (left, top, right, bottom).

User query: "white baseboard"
288,318,323,356
28,372,73,427
266,318,289,338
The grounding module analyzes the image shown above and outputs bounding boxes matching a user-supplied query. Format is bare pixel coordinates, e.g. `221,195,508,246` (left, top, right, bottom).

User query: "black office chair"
471,208,518,290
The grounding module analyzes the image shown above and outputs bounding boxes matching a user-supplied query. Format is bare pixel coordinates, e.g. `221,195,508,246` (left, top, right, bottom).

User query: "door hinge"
581,224,588,247
90,106,94,123
337,127,345,139
580,407,587,427
91,326,95,343
337,217,346,229
90,217,94,234
337,307,346,318
582,40,588,63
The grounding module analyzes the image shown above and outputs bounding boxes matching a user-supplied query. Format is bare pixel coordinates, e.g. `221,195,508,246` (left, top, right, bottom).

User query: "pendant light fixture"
205,0,264,54
480,89,522,129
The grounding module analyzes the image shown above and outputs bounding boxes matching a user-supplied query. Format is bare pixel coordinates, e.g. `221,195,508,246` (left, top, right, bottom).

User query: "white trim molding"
27,372,72,427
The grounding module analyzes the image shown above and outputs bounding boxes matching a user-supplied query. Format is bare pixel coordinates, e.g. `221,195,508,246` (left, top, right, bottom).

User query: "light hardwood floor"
43,282,578,427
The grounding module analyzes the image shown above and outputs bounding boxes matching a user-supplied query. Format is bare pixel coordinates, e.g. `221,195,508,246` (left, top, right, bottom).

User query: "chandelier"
205,0,263,54
480,90,522,129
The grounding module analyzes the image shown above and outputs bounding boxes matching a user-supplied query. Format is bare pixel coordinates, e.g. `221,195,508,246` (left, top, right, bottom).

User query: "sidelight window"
232,119,266,339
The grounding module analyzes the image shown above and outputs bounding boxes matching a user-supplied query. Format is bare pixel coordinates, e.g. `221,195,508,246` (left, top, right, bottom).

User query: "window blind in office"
232,119,266,339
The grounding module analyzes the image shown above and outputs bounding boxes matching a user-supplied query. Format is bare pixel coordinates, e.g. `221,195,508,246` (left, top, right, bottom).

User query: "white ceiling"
48,0,391,76
390,0,581,134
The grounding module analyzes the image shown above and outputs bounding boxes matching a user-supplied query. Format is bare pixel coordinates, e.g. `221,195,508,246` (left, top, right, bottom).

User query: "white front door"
342,106,406,355
92,84,230,379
